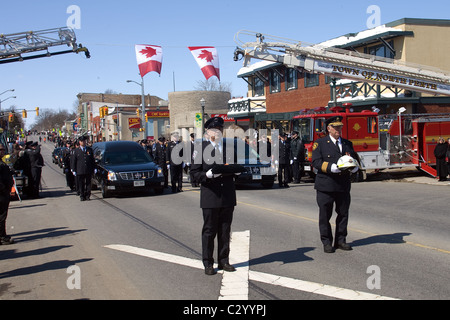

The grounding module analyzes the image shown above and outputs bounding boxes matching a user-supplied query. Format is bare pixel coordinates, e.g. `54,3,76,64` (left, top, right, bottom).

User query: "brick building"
76,93,169,141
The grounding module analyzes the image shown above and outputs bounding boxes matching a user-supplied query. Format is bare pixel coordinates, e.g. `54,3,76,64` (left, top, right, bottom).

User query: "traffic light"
22,110,27,118
8,113,14,122
103,106,108,116
99,107,104,118
145,113,148,122
136,108,140,117
35,107,39,116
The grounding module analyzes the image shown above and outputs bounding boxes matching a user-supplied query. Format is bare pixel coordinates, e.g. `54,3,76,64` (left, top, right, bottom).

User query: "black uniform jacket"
190,140,237,209
73,146,95,175
0,161,13,196
312,135,356,193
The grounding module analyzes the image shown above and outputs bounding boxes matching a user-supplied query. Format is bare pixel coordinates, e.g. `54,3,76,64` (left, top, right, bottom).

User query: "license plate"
252,174,262,180
304,165,311,171
134,180,145,187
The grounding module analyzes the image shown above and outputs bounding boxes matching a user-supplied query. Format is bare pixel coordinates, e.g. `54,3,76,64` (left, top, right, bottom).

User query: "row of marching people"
60,136,94,201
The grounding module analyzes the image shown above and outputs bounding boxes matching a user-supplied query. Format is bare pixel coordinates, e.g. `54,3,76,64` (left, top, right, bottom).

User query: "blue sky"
1,0,449,129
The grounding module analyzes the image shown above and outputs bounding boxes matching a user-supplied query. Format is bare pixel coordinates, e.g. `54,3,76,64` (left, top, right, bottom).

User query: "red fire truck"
291,103,450,180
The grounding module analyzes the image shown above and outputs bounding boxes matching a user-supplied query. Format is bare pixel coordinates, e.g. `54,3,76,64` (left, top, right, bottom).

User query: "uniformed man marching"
311,116,359,253
73,136,95,201
190,117,240,275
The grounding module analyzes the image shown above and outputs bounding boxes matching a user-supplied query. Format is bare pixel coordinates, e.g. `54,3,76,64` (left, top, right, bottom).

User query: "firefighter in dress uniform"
190,117,239,275
166,132,184,193
73,136,95,201
312,116,359,253
0,144,14,244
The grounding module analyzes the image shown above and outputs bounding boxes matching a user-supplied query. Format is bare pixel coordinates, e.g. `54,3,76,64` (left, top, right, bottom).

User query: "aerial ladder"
0,27,90,64
233,30,450,96
233,31,450,178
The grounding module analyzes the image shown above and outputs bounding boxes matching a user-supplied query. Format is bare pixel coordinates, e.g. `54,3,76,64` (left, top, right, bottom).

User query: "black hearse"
91,141,165,198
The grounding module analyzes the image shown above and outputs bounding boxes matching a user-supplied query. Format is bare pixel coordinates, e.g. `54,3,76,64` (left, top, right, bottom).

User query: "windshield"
103,150,153,165
292,118,312,142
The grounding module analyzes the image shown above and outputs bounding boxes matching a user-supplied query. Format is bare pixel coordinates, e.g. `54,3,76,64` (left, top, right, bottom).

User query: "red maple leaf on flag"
197,50,214,62
140,46,157,58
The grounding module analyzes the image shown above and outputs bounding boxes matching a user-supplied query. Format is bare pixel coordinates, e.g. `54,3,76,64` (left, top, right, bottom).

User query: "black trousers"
316,190,351,246
77,174,92,199
278,164,290,185
292,160,303,182
202,207,234,267
170,165,183,191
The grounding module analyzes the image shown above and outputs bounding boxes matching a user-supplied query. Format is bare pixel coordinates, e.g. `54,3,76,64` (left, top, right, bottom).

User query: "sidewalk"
365,167,450,186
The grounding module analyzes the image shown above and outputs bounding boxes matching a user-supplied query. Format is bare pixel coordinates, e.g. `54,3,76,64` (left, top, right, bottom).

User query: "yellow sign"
195,113,202,128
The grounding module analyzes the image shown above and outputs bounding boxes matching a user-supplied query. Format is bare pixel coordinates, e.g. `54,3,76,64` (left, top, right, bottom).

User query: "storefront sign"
147,111,169,118
312,60,450,96
128,117,141,129
210,114,249,122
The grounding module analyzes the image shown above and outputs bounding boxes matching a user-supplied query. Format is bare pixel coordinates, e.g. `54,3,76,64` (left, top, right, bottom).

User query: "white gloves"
206,169,222,179
331,163,341,173
331,163,359,174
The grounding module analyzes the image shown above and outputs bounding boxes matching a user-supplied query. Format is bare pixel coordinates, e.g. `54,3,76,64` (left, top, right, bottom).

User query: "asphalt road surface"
1,140,449,306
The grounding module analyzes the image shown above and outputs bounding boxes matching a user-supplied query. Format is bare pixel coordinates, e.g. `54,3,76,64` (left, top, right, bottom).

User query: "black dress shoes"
335,242,353,251
323,244,335,253
218,263,236,272
204,266,216,275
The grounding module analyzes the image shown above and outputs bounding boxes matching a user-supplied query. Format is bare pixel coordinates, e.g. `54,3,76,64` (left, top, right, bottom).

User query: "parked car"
192,138,276,188
91,140,165,198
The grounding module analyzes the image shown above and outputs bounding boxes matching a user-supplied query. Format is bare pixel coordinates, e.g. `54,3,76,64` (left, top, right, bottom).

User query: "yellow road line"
236,199,450,255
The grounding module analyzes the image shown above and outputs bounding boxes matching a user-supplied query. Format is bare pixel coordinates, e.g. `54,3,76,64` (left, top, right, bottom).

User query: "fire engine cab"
292,103,450,180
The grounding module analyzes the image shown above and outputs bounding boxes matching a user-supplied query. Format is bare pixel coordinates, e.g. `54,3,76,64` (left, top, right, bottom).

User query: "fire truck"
233,31,450,179
291,104,450,180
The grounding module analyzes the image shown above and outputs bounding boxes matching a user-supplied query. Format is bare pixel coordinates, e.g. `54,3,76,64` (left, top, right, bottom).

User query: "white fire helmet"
337,155,358,170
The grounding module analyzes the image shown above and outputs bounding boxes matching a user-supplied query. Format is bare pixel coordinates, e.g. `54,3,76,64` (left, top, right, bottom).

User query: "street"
1,141,449,303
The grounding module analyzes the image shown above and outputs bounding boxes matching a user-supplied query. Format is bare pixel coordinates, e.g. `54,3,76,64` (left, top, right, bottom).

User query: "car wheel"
101,180,110,198
154,187,164,195
262,182,274,189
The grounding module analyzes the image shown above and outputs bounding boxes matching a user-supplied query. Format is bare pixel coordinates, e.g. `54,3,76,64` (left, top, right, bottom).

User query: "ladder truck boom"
0,27,90,64
234,30,450,96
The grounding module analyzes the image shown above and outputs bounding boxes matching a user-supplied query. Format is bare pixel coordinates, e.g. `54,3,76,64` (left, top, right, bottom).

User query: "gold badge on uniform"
313,142,318,151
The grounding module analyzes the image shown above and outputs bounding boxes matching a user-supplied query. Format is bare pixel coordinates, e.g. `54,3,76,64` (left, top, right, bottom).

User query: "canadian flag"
135,44,163,77
188,46,220,81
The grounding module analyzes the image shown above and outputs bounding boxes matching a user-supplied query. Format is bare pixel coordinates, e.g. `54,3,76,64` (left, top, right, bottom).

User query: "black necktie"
335,140,341,154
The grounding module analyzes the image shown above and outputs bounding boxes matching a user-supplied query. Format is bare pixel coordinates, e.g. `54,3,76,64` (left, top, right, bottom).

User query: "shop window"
285,68,298,90
305,73,319,88
270,70,281,93
365,41,395,59
254,77,265,96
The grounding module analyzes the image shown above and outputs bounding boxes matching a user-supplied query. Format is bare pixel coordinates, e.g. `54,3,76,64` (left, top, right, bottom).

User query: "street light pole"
127,79,148,139
140,77,147,139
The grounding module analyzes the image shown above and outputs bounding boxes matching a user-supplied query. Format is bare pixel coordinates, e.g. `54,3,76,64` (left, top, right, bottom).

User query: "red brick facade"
265,73,330,113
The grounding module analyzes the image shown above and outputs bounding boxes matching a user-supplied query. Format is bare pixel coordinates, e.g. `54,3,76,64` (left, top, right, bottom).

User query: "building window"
305,73,319,88
286,68,298,90
365,41,395,59
270,70,281,93
253,77,265,96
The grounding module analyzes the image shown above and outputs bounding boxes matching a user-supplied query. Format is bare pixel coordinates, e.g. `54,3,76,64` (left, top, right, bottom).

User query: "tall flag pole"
188,46,220,81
